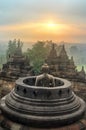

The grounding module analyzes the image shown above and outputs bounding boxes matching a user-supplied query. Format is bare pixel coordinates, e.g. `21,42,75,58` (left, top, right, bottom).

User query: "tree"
6,39,23,60
26,41,51,74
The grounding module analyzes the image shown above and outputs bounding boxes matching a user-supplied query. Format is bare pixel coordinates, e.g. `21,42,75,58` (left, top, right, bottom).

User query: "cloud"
0,0,86,26
0,0,86,43
0,22,86,43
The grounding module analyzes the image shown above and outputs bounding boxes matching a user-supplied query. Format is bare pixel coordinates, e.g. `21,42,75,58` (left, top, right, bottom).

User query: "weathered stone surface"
0,72,85,128
45,44,86,82
0,43,33,81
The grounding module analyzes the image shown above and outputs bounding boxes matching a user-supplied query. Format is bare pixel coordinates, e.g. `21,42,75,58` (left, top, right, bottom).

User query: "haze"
0,0,86,44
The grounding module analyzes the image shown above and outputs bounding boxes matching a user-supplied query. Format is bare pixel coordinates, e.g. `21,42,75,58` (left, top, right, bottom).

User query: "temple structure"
0,64,86,130
46,44,86,82
0,42,33,81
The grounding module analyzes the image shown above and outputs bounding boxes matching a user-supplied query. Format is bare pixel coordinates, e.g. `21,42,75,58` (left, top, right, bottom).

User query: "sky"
0,0,86,44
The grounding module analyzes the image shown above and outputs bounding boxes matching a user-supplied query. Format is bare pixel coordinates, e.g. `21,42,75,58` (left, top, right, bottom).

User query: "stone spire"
70,56,75,66
81,66,85,72
71,56,73,62
47,43,57,59
59,45,68,60
14,39,23,56
46,43,58,65
80,66,85,75
79,66,86,79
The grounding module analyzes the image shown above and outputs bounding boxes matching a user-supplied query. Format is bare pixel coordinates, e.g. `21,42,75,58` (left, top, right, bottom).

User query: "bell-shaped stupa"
0,64,86,129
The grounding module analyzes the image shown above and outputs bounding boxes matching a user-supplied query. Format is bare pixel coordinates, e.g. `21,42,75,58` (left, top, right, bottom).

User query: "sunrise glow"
0,0,86,43
47,22,56,28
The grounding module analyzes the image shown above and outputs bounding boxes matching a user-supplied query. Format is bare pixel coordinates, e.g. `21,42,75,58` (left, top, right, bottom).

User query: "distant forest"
0,40,86,72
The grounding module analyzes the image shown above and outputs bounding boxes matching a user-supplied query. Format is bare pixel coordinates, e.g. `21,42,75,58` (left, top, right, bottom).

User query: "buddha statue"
35,64,55,87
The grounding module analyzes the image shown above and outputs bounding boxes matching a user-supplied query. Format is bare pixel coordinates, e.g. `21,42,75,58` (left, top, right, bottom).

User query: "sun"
47,22,56,28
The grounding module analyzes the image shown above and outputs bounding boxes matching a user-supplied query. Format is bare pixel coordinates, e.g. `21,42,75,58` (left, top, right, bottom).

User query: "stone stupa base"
0,64,86,130
0,112,86,130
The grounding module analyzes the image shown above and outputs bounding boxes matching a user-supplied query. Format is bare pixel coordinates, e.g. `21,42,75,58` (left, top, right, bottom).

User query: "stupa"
45,44,86,82
0,41,33,81
0,64,86,129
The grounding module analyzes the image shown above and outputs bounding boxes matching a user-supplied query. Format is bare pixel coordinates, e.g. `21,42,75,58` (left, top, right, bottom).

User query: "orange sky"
0,22,86,43
0,0,86,44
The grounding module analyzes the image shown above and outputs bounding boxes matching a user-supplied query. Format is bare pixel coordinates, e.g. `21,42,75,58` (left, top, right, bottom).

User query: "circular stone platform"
0,71,86,128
